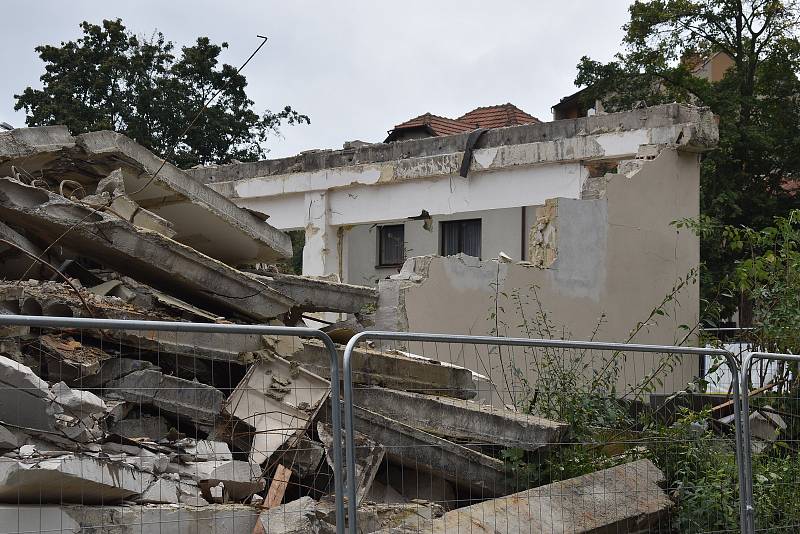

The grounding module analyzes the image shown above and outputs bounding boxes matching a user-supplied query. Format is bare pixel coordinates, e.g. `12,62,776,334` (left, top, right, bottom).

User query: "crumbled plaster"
529,199,558,268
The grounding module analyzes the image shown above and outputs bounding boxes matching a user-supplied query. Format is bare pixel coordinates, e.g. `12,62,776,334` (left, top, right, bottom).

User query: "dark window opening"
441,219,481,258
378,224,405,267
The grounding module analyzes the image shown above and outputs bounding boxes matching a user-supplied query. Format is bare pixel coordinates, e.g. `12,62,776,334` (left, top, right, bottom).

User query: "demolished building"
0,104,713,533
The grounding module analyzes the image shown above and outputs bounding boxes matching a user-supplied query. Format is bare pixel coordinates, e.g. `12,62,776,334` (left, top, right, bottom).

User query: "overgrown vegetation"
491,210,800,530
574,0,800,317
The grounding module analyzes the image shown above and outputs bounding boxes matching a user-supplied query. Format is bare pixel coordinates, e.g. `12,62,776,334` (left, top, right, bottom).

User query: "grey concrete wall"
344,206,538,286
377,147,701,400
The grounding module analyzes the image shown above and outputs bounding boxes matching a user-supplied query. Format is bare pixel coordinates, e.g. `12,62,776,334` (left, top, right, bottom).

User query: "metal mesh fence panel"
740,352,800,534
0,316,345,534
342,332,744,534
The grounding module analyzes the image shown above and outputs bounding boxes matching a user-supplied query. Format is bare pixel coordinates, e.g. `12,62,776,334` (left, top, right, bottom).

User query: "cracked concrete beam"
351,387,567,452
348,405,517,497
0,177,294,320
291,340,480,400
250,270,378,314
380,459,672,533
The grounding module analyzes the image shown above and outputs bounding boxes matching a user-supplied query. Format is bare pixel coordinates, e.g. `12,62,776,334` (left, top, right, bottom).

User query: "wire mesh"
740,352,800,534
342,333,744,533
0,316,344,534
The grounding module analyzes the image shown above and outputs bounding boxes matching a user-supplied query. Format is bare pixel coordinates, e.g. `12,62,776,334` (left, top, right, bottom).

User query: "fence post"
738,351,800,534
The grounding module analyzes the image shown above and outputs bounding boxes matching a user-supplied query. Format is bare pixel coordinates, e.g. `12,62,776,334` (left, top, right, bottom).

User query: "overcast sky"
0,1,632,159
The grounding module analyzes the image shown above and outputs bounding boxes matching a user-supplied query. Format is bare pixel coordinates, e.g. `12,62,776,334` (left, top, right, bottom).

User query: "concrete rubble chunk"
0,177,295,320
377,459,672,533
32,334,113,383
51,381,106,420
318,422,384,506
224,353,329,464
316,497,445,533
0,424,18,451
109,414,171,441
80,357,158,388
134,475,209,506
0,354,61,432
82,168,178,239
275,437,325,479
349,405,517,496
0,453,154,504
194,459,265,503
104,368,224,427
257,496,331,534
351,387,567,451
291,340,479,400
0,503,261,534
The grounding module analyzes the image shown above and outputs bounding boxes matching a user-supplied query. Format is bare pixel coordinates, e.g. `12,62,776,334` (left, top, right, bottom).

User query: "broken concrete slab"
349,405,516,497
0,453,154,504
109,414,171,441
291,340,479,400
351,387,566,452
77,130,293,265
319,422,384,506
0,503,260,534
104,368,224,427
378,459,672,533
224,353,329,464
0,177,294,320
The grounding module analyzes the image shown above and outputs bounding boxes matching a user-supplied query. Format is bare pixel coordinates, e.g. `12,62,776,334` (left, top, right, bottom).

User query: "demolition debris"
0,125,673,533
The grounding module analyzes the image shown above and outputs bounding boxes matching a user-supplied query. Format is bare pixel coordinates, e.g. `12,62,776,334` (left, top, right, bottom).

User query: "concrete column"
302,191,340,280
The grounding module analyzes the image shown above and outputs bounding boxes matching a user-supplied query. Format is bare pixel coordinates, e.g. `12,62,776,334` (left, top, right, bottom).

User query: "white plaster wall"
345,207,537,286
228,163,584,230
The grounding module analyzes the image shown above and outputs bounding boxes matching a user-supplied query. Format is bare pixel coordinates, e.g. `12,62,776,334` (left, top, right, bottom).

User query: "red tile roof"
457,103,541,129
390,113,475,137
386,104,540,142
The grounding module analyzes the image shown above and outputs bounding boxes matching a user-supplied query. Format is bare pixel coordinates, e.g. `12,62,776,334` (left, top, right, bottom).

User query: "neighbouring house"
188,104,716,390
552,51,735,120
384,103,540,142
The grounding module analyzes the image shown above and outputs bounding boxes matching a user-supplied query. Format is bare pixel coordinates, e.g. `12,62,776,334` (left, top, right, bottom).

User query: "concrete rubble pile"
0,126,673,533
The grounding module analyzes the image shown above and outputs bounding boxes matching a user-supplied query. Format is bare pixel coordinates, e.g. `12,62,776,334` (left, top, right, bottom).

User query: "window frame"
376,223,406,268
440,218,482,259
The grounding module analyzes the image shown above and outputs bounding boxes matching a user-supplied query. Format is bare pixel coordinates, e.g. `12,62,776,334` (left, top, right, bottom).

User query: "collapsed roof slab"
0,126,292,265
0,177,294,320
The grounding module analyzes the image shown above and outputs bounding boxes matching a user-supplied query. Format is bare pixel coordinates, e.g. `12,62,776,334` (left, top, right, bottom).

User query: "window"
441,219,481,258
377,224,405,266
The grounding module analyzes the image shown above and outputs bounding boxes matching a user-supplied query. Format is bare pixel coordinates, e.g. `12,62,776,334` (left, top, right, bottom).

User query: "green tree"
575,0,800,319
14,19,309,168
